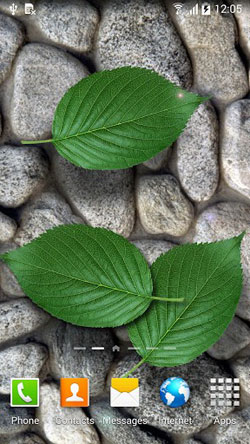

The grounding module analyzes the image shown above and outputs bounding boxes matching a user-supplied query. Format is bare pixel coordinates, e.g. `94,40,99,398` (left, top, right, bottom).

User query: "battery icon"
202,3,211,15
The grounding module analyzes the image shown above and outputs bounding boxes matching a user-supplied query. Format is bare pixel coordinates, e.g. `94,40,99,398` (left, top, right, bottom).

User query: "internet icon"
160,377,190,408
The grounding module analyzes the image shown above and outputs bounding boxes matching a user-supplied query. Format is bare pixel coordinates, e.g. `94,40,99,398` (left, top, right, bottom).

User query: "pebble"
111,353,234,434
143,148,170,171
8,434,46,444
230,356,250,404
193,203,250,321
0,145,49,208
0,243,25,298
14,188,83,246
0,343,48,394
0,212,17,242
0,299,50,345
221,100,250,200
31,0,99,54
194,202,250,242
176,101,219,202
10,43,88,140
230,0,250,59
236,228,250,321
95,0,192,88
136,174,193,236
54,156,135,237
0,13,24,84
199,407,250,444
37,383,100,444
207,317,250,360
170,1,248,107
132,239,176,265
90,399,168,443
42,320,114,397
0,403,33,437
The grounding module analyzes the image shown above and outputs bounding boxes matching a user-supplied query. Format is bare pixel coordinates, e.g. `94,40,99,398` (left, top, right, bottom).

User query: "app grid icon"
210,378,240,407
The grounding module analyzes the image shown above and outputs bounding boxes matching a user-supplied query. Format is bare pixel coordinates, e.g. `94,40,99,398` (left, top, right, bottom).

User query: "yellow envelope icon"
110,378,139,407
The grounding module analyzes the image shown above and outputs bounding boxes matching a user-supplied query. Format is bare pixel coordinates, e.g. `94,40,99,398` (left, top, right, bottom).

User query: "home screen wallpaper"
0,1,249,443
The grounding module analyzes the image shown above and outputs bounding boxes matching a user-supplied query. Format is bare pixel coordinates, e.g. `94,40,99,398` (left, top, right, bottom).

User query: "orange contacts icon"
60,378,89,407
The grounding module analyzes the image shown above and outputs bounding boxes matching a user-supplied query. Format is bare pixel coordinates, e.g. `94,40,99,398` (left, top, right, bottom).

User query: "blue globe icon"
160,377,190,408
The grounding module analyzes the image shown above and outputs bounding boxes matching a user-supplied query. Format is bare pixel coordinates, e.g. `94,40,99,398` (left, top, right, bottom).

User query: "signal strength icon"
188,3,199,15
173,3,184,15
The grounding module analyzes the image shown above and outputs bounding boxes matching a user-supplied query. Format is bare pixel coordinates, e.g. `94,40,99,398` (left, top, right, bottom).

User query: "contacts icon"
60,378,89,407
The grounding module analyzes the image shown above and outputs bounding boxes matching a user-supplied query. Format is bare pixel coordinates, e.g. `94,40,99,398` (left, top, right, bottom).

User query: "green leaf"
126,235,244,374
21,67,207,170
0,225,155,328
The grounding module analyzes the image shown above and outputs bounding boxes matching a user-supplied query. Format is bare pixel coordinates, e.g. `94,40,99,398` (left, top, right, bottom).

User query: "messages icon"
110,378,139,407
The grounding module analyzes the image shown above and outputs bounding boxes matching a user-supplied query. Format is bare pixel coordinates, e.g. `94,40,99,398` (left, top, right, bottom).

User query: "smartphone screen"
0,1,249,443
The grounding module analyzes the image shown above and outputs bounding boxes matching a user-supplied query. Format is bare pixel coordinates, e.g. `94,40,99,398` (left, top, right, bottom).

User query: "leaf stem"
122,357,146,378
151,297,184,302
21,139,53,145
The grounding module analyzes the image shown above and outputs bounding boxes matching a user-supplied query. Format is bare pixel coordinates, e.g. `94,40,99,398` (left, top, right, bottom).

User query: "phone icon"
17,382,32,403
11,378,39,407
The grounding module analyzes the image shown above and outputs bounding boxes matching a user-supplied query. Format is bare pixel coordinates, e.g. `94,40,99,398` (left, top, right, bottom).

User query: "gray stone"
0,299,50,345
228,0,250,59
199,407,250,444
32,0,99,53
95,0,192,88
238,229,250,321
0,403,33,437
193,202,250,242
0,243,25,298
14,188,83,246
111,353,233,434
230,356,250,405
136,174,193,236
0,13,24,84
8,434,46,444
183,440,203,444
0,343,48,394
54,156,135,237
42,320,114,396
0,145,49,208
169,1,248,108
0,289,7,302
90,399,168,443
221,100,250,200
113,326,130,343
10,43,88,140
37,383,100,444
0,262,24,298
0,212,17,242
176,101,219,202
132,239,176,265
208,317,250,360
193,204,250,321
143,148,170,171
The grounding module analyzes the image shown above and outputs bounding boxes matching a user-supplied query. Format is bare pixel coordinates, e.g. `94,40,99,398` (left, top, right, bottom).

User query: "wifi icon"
173,2,184,15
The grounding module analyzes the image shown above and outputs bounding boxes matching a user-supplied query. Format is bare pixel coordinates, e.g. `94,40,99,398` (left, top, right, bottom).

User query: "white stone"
136,174,193,236
37,383,100,444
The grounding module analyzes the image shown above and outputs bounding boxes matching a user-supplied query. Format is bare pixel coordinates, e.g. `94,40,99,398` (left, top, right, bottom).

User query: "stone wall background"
0,0,249,443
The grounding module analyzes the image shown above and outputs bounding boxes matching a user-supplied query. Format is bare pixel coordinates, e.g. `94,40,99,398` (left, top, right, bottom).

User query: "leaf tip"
198,95,211,104
235,231,246,244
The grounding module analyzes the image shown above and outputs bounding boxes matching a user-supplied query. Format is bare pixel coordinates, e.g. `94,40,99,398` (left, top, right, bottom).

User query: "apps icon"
60,378,89,407
110,378,139,407
210,378,240,407
11,378,39,407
